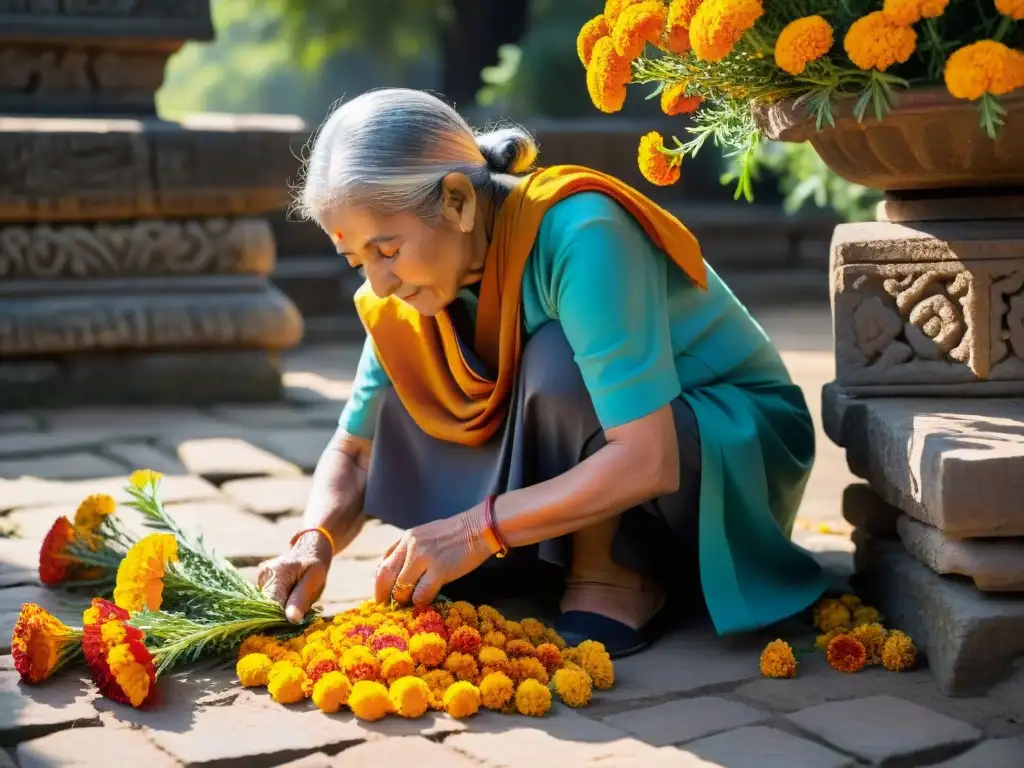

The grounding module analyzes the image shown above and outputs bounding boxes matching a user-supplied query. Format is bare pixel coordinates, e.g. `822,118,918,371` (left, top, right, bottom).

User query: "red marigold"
39,517,76,585
94,635,157,708
410,611,447,639
449,626,482,657
307,658,339,683
827,633,868,673
535,643,563,674
12,604,83,684
347,661,380,682
504,639,537,659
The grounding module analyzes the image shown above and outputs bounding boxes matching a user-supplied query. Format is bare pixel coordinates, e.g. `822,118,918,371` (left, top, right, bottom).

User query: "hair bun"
475,125,538,175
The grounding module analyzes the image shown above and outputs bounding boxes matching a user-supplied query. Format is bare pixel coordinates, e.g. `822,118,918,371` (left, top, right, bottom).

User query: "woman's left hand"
374,505,494,607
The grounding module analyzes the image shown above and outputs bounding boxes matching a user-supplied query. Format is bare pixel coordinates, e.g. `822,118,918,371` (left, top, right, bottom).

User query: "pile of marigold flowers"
234,599,613,720
577,0,1024,197
759,593,918,680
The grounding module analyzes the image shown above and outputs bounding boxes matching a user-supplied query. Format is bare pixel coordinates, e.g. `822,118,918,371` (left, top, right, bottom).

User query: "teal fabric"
339,191,828,635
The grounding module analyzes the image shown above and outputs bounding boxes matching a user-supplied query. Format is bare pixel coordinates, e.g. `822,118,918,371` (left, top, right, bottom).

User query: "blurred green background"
156,0,879,221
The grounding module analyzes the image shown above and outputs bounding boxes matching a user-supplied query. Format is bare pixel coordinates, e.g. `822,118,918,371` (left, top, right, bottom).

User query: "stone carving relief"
0,0,206,19
0,45,166,98
0,219,274,279
990,271,1024,369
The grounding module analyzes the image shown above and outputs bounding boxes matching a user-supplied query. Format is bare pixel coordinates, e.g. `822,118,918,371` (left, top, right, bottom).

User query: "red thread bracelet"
484,494,510,559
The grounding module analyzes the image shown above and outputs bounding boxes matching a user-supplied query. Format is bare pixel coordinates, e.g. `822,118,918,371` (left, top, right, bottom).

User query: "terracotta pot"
752,87,1024,192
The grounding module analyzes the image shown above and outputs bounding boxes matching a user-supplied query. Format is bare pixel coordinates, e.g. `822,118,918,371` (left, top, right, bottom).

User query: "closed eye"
378,246,400,260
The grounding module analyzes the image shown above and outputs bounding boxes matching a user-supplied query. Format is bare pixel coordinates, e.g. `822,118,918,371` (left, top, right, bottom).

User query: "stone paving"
1,304,1021,767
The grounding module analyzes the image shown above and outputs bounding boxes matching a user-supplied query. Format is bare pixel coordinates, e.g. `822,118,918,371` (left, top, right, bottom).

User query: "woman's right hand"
257,428,371,623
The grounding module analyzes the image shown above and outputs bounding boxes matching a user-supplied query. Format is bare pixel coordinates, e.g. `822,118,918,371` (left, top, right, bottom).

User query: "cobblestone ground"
1,304,1021,767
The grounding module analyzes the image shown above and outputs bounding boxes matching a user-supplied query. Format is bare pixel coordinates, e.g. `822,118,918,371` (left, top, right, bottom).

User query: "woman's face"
322,174,484,317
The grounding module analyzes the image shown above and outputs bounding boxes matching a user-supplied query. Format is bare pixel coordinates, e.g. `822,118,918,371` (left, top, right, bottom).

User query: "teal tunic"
340,192,829,635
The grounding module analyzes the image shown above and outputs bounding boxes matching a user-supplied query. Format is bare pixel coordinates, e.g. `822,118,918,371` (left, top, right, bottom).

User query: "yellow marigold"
444,651,479,683
881,630,917,671
577,644,615,690
342,645,381,682
605,0,647,27
815,630,840,651
774,16,833,76
479,646,509,667
478,605,506,629
267,663,310,703
112,532,178,613
945,40,1024,100
284,636,306,653
843,12,917,72
514,679,552,717
236,652,274,687
443,680,482,719
660,82,702,116
73,493,116,541
504,638,536,658
535,643,563,675
638,131,682,187
613,0,667,59
689,0,763,63
482,630,506,649
512,657,550,685
303,628,328,644
543,628,567,650
237,634,270,660
300,641,331,666
409,632,447,668
421,669,456,710
852,606,881,627
106,643,153,708
815,602,851,633
128,469,162,489
479,671,516,710
759,639,797,678
389,676,430,718
311,670,352,713
381,650,415,684
504,621,526,640
662,0,703,54
838,594,862,612
587,36,632,114
882,0,950,25
827,633,868,674
349,680,394,721
852,623,888,665
996,0,1024,19
578,15,610,66
450,601,478,627
553,667,593,708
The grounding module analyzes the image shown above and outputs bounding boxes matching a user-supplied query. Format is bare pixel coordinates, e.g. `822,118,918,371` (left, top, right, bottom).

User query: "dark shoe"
555,604,673,659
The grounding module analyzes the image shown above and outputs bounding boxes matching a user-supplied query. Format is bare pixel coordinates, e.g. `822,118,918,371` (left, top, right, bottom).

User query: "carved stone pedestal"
0,1,305,406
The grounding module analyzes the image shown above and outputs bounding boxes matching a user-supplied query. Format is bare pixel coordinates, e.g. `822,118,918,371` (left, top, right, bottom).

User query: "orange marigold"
661,82,702,116
944,40,1024,100
604,0,647,28
662,0,703,54
587,37,632,114
774,16,833,76
504,639,537,658
444,651,479,682
535,643,563,674
73,493,116,545
449,626,482,656
843,12,917,72
12,604,83,684
882,0,950,25
881,630,917,671
827,633,868,674
613,0,668,59
39,517,76,585
479,671,516,710
409,632,447,668
577,15,610,66
996,0,1024,19
689,0,764,63
638,131,682,186
759,639,797,679
511,656,550,685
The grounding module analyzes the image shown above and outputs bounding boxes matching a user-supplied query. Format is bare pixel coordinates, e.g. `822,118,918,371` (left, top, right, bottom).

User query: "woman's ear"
440,172,478,234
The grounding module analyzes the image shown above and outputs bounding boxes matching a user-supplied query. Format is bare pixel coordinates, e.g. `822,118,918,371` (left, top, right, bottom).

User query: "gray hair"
298,88,538,224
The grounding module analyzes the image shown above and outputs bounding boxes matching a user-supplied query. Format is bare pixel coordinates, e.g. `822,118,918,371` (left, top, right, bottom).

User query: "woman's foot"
559,566,666,631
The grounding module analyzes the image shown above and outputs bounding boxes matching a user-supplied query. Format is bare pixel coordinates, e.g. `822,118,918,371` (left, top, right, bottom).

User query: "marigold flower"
511,656,550,685
128,469,162,489
348,680,393,720
689,0,763,62
478,671,515,710
443,680,482,718
300,641,332,666
312,670,352,713
236,652,273,687
774,16,833,76
852,606,881,627
587,37,632,114
481,630,506,650
369,632,408,655
477,605,506,629
662,0,703,54
444,651,479,682
852,623,888,665
39,517,77,585
843,12,917,72
421,668,456,710
838,594,862,612
389,675,430,718
543,628,567,650
638,131,682,187
267,663,310,704
660,82,702,116
881,630,917,671
381,650,415,684
534,643,563,674
409,631,447,668
504,639,537,659
450,601,478,627
605,0,647,28
612,0,668,59
237,634,271,660
553,667,593,708
996,0,1024,18
410,610,447,639
814,602,851,633
11,604,84,684
112,532,178,614
103,639,156,707
504,621,526,640
73,493,116,545
576,642,615,690
827,633,868,673
514,679,551,716
449,626,482,656
578,14,610,66
342,646,381,682
945,40,1024,100
882,0,950,25
815,630,840,651
759,639,797,678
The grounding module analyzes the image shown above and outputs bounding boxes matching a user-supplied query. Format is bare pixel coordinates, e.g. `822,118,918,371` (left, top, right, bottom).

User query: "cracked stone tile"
0,672,100,747
220,477,314,518
682,725,855,768
17,726,179,768
0,453,128,481
601,696,769,746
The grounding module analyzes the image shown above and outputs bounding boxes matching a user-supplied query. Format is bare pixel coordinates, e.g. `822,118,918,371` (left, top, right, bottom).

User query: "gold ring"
394,580,416,592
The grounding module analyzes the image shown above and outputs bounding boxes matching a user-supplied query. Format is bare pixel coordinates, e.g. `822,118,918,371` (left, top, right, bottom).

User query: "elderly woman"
258,88,828,656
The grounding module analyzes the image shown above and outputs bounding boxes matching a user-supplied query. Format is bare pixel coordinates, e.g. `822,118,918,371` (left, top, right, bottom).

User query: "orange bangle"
290,526,336,555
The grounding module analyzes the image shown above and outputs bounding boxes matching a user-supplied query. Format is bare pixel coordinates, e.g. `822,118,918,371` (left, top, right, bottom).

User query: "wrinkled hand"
257,533,333,623
374,507,494,607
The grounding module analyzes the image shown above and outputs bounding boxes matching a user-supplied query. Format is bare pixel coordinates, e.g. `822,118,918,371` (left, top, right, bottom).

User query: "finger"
382,536,403,560
285,563,326,624
263,561,299,608
411,570,441,608
374,537,408,604
393,548,427,605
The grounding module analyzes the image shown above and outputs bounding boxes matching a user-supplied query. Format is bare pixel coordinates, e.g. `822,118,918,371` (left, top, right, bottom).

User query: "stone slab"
898,515,1024,591
0,452,125,481
220,476,313,518
682,726,855,768
858,536,1024,696
0,538,42,588
331,737,478,767
823,386,1024,537
841,483,899,535
0,585,87,655
0,413,36,432
931,738,1024,767
339,519,404,561
0,473,220,514
17,726,179,768
172,437,303,484
100,442,190,476
787,695,982,766
0,0,214,42
256,429,336,474
601,696,769,747
0,672,99,747
0,116,303,221
877,193,1024,223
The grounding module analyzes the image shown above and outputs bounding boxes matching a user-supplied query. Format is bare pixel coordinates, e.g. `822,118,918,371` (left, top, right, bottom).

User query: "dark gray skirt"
362,321,703,595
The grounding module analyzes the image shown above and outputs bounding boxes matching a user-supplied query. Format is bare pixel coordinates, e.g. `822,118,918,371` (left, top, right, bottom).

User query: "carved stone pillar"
0,0,304,406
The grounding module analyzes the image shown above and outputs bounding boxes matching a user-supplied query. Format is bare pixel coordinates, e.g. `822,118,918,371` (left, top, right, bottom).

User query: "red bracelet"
484,494,510,559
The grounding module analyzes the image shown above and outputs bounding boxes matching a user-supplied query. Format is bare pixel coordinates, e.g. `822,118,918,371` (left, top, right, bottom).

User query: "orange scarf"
353,164,706,447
